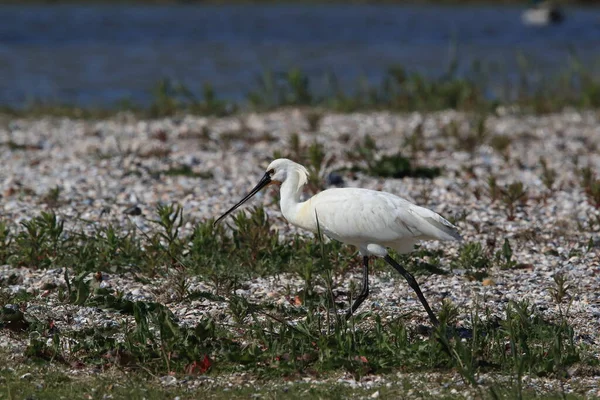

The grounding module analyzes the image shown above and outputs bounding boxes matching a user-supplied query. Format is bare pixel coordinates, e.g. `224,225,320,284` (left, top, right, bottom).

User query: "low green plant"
149,78,186,117
285,68,312,105
0,220,10,264
306,140,328,190
305,110,323,132
450,242,491,280
549,273,571,305
502,181,527,221
435,300,479,387
149,79,231,117
395,246,448,277
504,301,579,389
41,185,62,208
540,157,557,192
451,113,488,154
577,212,600,233
489,134,512,160
347,134,441,179
248,68,313,109
8,212,65,269
63,270,95,305
347,134,377,169
369,154,441,179
146,203,192,299
162,164,213,179
403,122,425,162
434,299,581,397
586,237,597,253
579,166,600,209
486,174,500,202
495,238,518,270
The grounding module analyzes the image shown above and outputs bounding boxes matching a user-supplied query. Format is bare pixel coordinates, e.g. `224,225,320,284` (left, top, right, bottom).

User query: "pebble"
0,109,599,396
160,375,177,386
20,372,32,380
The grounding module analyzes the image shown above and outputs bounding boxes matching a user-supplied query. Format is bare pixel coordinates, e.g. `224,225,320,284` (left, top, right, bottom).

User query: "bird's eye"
267,169,275,176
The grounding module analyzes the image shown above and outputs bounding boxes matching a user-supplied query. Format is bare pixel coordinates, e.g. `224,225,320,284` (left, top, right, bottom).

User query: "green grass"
1,205,598,399
1,361,593,400
579,166,600,209
161,164,214,179
450,241,491,280
346,134,442,180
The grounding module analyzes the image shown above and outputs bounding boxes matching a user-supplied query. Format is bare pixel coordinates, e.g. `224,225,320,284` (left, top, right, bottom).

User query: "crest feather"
295,163,310,187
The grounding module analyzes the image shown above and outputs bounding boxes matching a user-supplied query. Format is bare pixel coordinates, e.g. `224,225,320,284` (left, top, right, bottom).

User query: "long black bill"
213,172,272,226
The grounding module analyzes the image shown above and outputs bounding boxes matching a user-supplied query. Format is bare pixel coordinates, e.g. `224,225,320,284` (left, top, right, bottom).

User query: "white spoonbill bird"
214,158,461,326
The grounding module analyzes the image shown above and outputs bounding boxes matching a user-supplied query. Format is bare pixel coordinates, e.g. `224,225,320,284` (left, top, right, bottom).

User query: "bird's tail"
423,215,462,241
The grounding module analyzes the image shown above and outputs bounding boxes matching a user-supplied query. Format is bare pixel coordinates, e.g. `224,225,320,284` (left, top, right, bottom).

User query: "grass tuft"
347,135,442,179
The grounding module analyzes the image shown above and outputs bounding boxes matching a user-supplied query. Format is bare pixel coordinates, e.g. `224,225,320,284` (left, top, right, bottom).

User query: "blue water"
0,4,599,107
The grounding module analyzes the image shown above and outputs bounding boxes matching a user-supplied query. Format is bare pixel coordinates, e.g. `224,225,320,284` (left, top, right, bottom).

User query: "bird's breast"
282,199,319,233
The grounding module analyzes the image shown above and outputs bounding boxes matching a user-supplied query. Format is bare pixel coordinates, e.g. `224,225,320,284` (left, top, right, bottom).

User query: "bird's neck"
279,170,308,225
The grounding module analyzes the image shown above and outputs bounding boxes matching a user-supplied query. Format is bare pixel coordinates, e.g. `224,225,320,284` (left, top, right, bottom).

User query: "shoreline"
2,61,599,119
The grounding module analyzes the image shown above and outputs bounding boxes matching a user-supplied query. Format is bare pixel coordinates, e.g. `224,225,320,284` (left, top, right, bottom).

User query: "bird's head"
213,158,309,226
266,158,309,186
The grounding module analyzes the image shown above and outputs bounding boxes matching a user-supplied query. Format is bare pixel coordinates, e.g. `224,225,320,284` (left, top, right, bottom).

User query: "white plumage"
292,188,460,254
215,158,461,325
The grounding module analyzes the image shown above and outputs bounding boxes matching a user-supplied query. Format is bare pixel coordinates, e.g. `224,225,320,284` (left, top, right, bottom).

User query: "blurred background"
0,0,599,110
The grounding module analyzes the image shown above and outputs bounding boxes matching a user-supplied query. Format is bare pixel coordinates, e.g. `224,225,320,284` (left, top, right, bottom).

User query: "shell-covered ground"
1,109,599,398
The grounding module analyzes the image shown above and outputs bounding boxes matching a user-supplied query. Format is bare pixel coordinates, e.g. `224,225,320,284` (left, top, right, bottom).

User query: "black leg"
345,256,370,320
384,255,439,327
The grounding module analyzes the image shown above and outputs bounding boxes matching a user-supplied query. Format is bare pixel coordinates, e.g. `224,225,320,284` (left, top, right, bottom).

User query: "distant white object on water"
214,158,462,326
522,0,564,26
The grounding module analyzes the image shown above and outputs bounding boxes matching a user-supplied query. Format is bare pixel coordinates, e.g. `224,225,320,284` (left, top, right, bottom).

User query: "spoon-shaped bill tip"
213,172,272,226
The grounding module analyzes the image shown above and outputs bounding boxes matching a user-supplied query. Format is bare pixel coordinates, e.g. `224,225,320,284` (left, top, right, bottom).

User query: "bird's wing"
400,203,462,241
310,188,460,244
